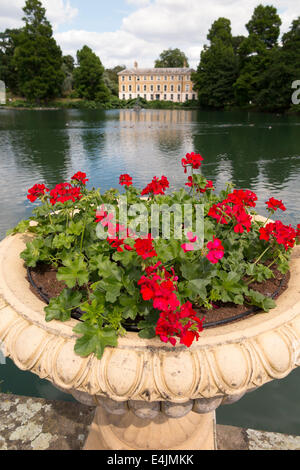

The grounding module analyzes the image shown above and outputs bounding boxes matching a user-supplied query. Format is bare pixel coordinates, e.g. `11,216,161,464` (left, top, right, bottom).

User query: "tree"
234,4,282,106
0,29,21,93
193,18,238,108
73,46,110,102
103,65,125,96
254,17,300,111
13,0,64,102
155,48,189,68
246,4,282,49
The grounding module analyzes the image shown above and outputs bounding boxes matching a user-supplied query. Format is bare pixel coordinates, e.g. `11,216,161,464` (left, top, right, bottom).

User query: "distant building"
118,62,196,102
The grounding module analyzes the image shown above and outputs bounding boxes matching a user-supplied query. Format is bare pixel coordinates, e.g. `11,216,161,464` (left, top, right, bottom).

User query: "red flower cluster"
141,176,169,196
71,172,89,185
181,152,204,173
206,237,225,264
134,234,157,260
138,263,204,347
119,174,133,187
224,189,257,208
266,198,286,212
259,221,297,251
27,184,49,203
208,189,256,234
208,201,252,234
49,183,82,206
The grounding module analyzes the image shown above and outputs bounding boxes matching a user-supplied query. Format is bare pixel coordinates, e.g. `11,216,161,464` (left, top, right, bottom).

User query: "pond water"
0,108,300,434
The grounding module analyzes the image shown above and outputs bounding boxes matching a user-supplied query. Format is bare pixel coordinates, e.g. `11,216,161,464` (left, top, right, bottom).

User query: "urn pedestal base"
84,406,216,450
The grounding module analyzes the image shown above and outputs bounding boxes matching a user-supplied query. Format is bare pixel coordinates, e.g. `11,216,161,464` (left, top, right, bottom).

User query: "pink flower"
181,232,198,253
206,237,224,264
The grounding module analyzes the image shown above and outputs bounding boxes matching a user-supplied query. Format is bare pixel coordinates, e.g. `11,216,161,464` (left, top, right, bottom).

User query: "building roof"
118,67,195,75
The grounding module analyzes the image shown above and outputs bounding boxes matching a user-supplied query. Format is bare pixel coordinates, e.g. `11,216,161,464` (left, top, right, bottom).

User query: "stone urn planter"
0,232,300,450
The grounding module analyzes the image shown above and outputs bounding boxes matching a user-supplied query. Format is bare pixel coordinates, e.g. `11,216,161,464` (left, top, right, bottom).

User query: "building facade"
118,62,196,102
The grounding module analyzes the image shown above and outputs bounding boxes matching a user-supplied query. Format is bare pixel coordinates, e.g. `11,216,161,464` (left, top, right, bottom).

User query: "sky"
0,0,299,69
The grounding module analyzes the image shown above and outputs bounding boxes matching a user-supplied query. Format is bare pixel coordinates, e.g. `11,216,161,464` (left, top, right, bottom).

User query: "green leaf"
53,233,75,250
73,322,118,359
45,289,82,322
20,239,44,267
57,256,89,288
7,219,31,236
247,289,276,312
67,220,85,236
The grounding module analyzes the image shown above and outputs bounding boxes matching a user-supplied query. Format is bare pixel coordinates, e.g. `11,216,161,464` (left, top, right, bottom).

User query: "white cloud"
126,0,151,6
0,0,78,31
55,0,300,70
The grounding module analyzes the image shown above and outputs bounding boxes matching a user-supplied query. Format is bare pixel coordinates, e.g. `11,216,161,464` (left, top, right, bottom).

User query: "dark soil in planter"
27,264,290,330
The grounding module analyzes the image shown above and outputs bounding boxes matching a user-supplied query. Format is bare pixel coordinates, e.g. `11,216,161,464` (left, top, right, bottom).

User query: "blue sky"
1,0,299,69
59,0,133,33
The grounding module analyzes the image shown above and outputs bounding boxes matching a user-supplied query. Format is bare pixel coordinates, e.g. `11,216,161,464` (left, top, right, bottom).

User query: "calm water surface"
0,108,300,434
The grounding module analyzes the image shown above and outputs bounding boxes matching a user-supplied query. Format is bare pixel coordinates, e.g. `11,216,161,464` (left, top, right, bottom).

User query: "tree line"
192,4,300,112
0,0,118,104
0,1,299,112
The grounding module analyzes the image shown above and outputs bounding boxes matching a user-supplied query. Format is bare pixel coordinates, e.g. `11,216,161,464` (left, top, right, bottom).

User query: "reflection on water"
0,108,300,434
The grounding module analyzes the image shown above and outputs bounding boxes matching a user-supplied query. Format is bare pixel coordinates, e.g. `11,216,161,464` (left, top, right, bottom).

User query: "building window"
164,76,167,80
151,75,154,80
137,85,140,92
164,94,167,100
122,94,125,100
171,76,174,80
178,85,181,92
186,84,190,92
151,94,154,100
144,85,147,91
144,94,147,99
129,94,132,99
144,76,147,80
137,76,140,81
170,85,174,92
164,85,167,92
177,94,180,101
157,76,160,80
157,85,160,91
129,76,132,81
192,94,196,100
150,85,154,92
185,94,189,101
170,94,173,100
122,85,125,92
122,76,125,81
129,85,132,92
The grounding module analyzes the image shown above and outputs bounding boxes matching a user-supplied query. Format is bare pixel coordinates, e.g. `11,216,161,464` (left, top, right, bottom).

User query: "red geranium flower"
266,198,286,212
206,237,225,264
27,184,49,203
141,176,169,196
49,183,82,206
134,234,157,259
71,172,89,185
119,174,133,187
259,221,296,251
181,152,204,173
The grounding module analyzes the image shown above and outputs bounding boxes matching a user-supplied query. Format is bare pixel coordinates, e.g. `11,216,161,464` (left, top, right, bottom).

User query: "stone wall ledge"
0,393,299,450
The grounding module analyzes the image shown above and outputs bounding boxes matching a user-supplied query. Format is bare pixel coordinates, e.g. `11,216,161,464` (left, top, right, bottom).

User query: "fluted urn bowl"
0,232,300,450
